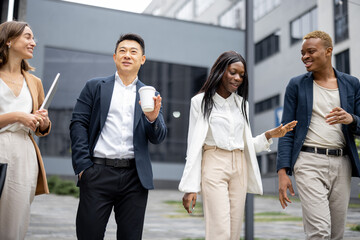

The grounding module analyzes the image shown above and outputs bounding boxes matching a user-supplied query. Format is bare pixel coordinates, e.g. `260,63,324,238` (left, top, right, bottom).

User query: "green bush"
350,224,360,231
47,175,79,198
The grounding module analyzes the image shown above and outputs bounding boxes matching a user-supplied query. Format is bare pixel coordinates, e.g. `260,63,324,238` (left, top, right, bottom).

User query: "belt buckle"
339,149,343,156
114,159,121,167
326,149,329,156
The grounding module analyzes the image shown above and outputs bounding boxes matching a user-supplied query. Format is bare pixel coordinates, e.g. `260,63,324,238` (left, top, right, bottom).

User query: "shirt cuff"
145,116,155,124
262,133,273,152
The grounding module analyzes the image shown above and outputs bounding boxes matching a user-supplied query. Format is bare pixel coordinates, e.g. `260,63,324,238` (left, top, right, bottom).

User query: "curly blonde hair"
303,30,333,49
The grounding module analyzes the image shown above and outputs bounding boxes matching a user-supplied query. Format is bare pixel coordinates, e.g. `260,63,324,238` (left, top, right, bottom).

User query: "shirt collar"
115,71,138,88
213,92,236,107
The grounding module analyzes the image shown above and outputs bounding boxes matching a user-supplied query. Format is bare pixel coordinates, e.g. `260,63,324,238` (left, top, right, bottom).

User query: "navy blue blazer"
277,69,360,177
70,74,167,189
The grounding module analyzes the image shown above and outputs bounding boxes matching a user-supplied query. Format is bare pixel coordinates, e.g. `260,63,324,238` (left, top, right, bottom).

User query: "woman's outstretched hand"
265,120,297,139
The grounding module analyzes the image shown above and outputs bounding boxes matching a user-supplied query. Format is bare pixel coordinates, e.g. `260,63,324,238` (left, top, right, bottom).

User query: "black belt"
301,146,347,157
92,157,135,168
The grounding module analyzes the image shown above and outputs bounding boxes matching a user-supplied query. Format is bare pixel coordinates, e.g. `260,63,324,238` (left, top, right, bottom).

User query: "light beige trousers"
294,151,352,240
0,131,38,240
201,145,247,240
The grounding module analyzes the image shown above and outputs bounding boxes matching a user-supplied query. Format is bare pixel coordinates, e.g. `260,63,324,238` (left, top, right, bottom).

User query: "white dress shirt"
204,92,245,150
0,78,32,133
93,72,137,159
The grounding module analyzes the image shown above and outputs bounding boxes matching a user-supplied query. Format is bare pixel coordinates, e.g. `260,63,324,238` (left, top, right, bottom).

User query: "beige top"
0,78,32,133
304,81,345,148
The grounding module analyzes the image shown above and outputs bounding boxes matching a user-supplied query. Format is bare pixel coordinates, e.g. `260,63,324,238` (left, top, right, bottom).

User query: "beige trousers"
294,151,352,240
0,131,39,240
201,145,247,240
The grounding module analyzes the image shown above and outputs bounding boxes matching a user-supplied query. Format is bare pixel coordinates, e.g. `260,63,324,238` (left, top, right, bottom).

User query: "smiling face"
301,37,332,73
216,61,245,98
9,26,36,60
113,39,146,76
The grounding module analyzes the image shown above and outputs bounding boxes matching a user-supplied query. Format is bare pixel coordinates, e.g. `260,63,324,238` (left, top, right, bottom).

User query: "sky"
62,0,152,13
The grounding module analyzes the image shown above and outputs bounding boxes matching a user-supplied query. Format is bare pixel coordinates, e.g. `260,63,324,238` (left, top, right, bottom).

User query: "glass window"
176,0,194,21
219,1,245,30
255,32,280,63
254,0,281,21
334,0,348,43
195,0,215,16
290,8,318,45
335,49,350,74
39,47,208,164
255,94,280,114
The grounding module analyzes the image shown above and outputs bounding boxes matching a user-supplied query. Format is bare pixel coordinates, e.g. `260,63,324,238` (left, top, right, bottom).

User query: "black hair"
199,51,249,122
114,33,145,54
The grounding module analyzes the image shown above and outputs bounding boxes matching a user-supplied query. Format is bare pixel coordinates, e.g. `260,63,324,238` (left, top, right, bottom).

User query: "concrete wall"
27,0,245,78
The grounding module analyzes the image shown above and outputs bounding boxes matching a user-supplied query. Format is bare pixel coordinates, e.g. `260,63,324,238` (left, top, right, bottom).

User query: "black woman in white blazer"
179,51,296,240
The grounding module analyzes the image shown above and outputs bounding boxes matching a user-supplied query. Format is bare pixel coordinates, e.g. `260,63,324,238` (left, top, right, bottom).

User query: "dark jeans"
76,163,148,240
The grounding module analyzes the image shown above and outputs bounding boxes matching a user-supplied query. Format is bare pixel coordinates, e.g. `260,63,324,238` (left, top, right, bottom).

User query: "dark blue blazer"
70,74,167,189
277,69,360,177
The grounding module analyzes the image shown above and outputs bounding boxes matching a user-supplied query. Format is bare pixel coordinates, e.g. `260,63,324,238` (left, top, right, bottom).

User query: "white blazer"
178,93,271,195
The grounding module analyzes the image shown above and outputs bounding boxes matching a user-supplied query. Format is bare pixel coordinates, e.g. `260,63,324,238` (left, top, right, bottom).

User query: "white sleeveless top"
0,78,33,133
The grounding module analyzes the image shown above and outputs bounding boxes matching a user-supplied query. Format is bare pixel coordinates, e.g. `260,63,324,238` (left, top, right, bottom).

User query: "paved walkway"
26,190,360,240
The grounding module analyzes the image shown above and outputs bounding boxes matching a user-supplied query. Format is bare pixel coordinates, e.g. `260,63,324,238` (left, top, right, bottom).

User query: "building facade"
1,0,246,188
144,0,360,198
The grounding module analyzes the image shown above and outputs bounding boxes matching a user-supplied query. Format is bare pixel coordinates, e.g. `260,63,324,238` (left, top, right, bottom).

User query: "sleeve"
69,81,95,175
349,77,360,135
253,133,273,153
178,96,203,193
245,101,273,153
276,79,298,174
143,91,167,144
35,77,51,136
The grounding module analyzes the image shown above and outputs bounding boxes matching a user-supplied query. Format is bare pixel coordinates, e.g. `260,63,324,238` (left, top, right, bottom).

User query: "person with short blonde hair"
277,30,360,239
303,30,333,49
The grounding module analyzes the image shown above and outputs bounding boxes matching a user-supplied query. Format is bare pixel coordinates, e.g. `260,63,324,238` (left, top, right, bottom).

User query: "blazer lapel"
22,71,38,113
336,70,348,111
133,81,143,130
100,75,115,129
335,70,349,134
304,73,313,125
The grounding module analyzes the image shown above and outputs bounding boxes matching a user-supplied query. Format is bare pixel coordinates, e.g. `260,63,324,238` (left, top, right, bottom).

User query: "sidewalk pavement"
26,190,360,240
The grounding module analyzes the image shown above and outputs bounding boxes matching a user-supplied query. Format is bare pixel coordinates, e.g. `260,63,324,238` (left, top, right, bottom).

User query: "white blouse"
204,92,245,150
0,78,32,133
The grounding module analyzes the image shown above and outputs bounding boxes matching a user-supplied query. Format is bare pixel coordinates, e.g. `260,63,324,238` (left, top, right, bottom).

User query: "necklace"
0,72,22,85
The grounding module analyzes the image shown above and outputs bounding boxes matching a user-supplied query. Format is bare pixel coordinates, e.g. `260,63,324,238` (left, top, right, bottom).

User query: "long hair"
0,21,34,71
199,51,249,122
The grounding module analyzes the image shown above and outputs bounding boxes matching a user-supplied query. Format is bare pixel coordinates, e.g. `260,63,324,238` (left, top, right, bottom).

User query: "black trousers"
76,163,148,240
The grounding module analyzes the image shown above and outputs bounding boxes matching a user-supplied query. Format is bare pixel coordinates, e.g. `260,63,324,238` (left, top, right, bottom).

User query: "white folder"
40,73,60,110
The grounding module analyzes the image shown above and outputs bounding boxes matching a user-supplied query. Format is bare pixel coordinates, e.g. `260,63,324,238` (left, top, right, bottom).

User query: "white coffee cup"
139,86,156,112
